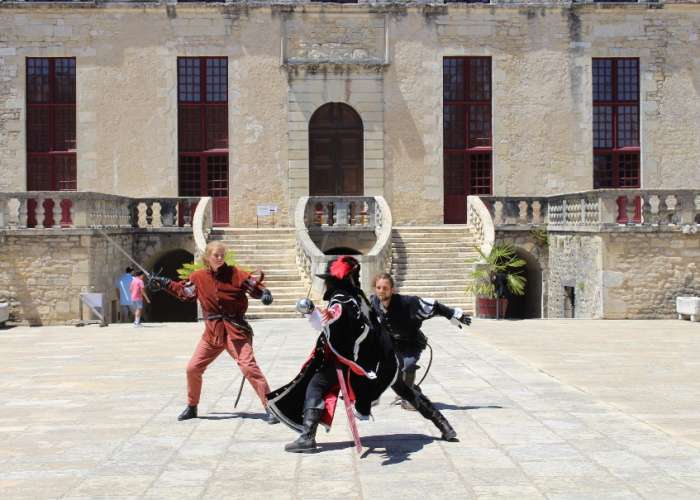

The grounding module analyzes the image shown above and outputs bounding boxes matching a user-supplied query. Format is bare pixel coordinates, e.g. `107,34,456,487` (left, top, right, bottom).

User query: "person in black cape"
267,256,458,454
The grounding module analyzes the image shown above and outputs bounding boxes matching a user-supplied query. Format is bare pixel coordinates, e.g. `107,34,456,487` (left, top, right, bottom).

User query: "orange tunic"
168,264,264,346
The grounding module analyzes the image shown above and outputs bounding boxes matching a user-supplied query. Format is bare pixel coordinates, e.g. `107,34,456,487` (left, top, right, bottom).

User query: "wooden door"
309,103,363,196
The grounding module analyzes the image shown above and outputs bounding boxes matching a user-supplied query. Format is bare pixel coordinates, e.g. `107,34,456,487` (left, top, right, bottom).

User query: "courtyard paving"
0,318,699,499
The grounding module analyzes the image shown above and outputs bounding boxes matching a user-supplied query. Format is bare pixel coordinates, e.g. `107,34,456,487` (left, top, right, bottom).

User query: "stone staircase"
390,226,479,314
209,228,308,319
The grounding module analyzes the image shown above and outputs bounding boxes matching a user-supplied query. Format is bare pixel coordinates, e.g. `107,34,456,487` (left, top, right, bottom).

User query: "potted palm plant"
467,243,527,319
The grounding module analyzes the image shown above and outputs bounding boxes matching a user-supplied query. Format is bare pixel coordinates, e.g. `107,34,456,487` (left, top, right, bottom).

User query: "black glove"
449,308,471,328
147,275,171,292
260,289,273,306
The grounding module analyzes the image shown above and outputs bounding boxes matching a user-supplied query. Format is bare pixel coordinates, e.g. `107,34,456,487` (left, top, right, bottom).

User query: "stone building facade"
2,1,700,224
1,0,699,323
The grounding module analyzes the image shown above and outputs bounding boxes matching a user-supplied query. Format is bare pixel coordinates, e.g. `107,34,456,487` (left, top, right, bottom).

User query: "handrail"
467,195,495,258
192,196,213,256
294,195,393,297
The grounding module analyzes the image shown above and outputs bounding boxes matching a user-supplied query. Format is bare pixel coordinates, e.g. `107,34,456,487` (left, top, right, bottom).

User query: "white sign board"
256,204,278,217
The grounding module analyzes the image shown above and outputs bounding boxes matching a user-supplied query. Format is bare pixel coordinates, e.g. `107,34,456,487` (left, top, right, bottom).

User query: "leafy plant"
177,250,238,280
530,227,549,247
467,243,527,299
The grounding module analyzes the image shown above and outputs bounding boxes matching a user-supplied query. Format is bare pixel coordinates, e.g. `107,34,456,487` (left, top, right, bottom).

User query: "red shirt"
168,264,265,346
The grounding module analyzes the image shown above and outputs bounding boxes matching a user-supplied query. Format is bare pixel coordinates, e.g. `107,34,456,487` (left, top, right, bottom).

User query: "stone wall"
602,232,700,319
0,229,194,325
546,233,604,318
1,4,700,225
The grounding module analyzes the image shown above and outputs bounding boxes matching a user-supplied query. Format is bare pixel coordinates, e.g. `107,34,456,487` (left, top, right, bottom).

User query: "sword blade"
96,228,151,278
234,376,246,408
336,366,362,453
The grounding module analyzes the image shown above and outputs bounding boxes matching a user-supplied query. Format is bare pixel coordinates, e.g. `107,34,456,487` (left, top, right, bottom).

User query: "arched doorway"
504,248,543,319
149,249,198,322
309,103,364,196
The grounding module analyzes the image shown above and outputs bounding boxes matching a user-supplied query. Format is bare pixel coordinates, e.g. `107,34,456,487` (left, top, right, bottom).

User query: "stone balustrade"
0,192,202,230
295,195,392,296
304,196,377,230
474,189,700,232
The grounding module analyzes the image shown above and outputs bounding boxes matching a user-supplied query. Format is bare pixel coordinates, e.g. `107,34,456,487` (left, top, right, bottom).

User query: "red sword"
336,365,362,454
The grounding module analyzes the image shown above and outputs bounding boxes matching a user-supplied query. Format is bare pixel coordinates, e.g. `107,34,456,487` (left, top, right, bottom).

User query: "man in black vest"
370,273,472,409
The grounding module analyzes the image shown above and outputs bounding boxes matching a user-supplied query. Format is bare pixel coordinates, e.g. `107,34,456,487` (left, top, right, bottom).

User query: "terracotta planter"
477,297,509,319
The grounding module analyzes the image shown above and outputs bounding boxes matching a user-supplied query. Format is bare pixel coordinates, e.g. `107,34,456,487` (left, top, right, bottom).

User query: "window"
593,58,640,188
26,58,76,191
177,57,229,225
443,57,492,223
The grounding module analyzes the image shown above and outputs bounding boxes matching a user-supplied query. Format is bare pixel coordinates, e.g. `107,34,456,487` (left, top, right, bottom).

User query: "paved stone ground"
1,318,699,499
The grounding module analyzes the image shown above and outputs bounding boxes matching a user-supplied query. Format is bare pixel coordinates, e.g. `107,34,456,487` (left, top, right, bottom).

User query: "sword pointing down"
336,365,362,454
234,376,246,408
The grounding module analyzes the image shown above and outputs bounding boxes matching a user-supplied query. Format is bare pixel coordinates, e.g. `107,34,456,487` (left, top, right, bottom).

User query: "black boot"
412,391,458,442
178,405,197,421
285,409,322,453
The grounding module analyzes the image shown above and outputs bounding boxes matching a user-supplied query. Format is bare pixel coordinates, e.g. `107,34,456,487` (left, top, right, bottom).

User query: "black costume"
370,293,471,397
267,256,457,453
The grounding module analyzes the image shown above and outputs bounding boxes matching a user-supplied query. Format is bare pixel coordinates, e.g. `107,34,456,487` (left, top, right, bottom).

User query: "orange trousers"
186,335,271,408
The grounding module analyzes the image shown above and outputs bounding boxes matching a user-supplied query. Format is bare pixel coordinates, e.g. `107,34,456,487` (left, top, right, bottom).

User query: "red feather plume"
329,256,355,280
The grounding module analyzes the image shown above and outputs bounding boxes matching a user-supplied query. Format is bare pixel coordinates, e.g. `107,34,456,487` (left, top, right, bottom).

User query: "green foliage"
530,227,549,247
176,250,238,280
467,243,527,299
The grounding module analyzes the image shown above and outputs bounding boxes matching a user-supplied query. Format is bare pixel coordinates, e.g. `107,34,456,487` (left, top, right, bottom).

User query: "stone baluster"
48,198,60,228
532,201,542,224
493,201,503,225
327,201,335,227
616,196,628,224
632,196,642,224
0,197,6,228
35,197,46,228
518,200,529,223
151,202,162,227
665,195,678,225
59,199,73,228
18,198,28,228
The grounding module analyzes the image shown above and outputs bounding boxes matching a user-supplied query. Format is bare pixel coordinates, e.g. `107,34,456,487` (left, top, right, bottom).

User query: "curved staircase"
390,226,478,314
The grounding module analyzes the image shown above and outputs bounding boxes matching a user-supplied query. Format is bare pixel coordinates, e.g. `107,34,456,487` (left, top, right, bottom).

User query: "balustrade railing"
0,192,202,230
474,189,700,231
304,196,377,229
295,196,392,295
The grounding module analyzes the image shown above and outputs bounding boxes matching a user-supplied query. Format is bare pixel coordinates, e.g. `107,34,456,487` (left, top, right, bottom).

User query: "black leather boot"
284,409,322,453
411,391,458,442
178,405,197,421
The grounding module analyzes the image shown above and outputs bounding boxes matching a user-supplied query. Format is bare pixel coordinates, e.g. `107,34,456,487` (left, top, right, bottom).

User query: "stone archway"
505,248,543,319
309,102,364,196
148,249,197,322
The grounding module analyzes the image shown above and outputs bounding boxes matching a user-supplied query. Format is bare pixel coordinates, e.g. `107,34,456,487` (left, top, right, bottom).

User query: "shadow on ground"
316,433,436,465
199,411,267,421
433,403,503,411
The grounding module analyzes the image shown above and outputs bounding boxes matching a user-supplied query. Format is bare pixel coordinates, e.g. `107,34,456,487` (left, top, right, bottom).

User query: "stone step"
216,235,295,240
392,241,476,248
392,251,479,258
391,259,478,267
390,283,469,291
393,277,472,285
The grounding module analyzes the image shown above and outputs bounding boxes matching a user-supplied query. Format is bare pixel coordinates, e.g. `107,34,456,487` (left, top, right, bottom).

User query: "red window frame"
593,57,640,189
177,57,229,224
443,56,493,196
26,57,77,191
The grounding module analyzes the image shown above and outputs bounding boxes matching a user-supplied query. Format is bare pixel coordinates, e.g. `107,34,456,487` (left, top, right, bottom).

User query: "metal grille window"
593,58,640,188
177,57,229,225
443,57,492,195
26,57,77,191
443,56,492,223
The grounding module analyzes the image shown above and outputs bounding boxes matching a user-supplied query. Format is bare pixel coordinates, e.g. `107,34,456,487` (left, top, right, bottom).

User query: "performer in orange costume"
148,241,278,423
